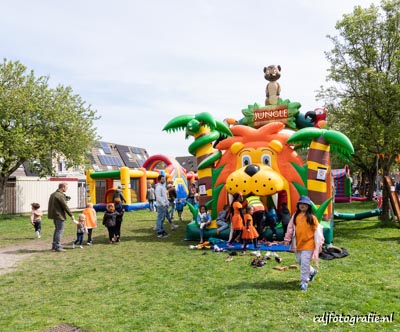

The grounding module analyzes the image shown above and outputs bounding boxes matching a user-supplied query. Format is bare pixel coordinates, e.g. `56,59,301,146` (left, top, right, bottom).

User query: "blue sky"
1,0,378,157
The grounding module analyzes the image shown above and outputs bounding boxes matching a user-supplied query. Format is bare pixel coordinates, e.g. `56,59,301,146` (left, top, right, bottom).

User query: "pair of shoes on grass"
251,258,265,268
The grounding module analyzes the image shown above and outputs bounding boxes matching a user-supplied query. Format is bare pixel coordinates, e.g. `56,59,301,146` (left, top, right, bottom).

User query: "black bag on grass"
319,246,349,260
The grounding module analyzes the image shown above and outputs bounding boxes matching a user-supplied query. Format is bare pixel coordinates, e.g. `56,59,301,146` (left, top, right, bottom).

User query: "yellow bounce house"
86,167,159,211
86,155,193,211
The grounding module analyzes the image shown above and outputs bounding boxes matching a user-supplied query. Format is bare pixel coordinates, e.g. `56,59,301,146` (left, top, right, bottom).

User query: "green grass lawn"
0,201,399,332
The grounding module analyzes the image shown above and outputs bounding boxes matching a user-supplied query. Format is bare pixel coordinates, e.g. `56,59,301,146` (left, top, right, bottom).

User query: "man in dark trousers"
48,182,75,252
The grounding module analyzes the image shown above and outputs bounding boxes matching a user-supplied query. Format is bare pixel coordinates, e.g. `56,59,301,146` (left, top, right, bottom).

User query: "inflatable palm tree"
287,126,354,221
163,112,232,208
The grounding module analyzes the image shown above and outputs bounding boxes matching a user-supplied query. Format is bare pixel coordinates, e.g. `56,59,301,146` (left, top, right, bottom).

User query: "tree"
0,59,99,213
317,0,400,221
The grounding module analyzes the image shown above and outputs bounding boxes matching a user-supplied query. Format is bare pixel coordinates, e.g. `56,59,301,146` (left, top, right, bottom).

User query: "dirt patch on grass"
41,323,85,331
0,239,53,275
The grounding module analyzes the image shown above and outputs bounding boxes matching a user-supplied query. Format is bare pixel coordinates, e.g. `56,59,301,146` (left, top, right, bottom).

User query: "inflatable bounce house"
332,165,352,203
332,165,368,203
163,65,354,245
86,155,192,211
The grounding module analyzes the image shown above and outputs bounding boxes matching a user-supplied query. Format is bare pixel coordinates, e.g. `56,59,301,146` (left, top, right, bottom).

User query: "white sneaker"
250,250,261,257
72,243,75,249
79,245,83,249
171,224,179,230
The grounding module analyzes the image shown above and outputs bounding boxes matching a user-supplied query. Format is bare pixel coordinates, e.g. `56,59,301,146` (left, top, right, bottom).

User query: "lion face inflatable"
215,122,304,213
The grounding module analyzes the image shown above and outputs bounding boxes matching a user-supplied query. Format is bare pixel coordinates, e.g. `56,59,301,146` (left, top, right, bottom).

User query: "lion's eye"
242,155,251,167
262,154,271,166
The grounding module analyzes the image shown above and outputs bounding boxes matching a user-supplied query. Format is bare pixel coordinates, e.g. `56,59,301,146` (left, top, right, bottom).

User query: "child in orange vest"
284,196,321,291
82,203,97,245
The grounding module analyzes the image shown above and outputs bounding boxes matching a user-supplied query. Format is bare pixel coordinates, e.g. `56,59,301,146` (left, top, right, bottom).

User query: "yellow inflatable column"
86,169,96,204
139,168,147,203
120,167,131,204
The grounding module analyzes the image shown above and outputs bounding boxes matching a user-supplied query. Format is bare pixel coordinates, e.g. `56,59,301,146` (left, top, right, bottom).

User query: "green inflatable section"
334,209,382,220
185,221,285,242
321,219,333,245
185,219,334,245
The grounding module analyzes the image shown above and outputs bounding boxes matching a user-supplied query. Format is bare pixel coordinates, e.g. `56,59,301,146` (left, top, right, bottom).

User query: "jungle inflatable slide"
163,65,355,245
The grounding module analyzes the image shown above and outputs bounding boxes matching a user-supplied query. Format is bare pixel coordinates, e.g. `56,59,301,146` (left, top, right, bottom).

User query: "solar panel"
113,157,123,166
98,155,124,166
98,155,107,165
100,141,112,154
131,147,143,154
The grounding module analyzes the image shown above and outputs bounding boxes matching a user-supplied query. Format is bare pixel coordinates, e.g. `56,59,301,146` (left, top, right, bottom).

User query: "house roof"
175,156,198,172
11,142,195,177
90,141,149,171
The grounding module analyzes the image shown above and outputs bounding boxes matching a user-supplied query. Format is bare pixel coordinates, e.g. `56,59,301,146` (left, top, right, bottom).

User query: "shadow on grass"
90,226,190,248
374,236,400,244
3,248,49,254
127,231,191,248
7,237,36,241
336,224,400,243
334,221,384,239
235,279,299,291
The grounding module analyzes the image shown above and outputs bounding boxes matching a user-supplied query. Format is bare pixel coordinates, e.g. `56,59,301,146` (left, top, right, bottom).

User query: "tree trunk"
367,172,375,201
360,172,367,197
380,161,394,222
0,176,8,214
380,185,390,222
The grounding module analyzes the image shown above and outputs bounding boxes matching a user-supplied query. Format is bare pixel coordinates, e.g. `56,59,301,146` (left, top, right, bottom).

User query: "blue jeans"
74,233,84,245
168,201,175,220
149,200,155,212
52,219,65,250
216,220,229,232
156,205,168,234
